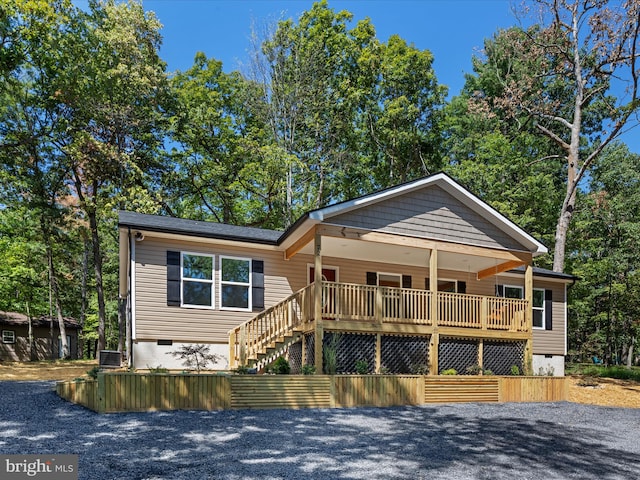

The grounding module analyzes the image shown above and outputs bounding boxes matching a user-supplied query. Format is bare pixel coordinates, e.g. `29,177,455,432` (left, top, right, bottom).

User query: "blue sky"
145,0,517,99
76,0,637,154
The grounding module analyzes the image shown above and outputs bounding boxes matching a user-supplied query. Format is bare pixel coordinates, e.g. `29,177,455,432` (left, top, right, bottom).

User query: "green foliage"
569,365,640,383
510,365,521,376
167,344,221,372
410,364,429,375
323,333,341,375
147,365,169,374
441,369,457,375
234,365,252,375
301,364,316,375
465,364,482,375
86,366,100,379
354,359,369,375
270,356,291,375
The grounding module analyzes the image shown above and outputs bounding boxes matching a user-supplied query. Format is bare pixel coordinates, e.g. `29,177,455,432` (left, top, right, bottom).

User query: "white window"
533,289,545,329
181,252,215,308
2,330,15,344
220,256,252,311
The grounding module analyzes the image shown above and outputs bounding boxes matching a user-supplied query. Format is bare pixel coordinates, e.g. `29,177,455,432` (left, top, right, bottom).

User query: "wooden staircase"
228,284,313,370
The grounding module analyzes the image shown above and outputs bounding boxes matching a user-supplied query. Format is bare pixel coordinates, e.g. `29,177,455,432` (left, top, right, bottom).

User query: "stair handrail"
229,284,313,367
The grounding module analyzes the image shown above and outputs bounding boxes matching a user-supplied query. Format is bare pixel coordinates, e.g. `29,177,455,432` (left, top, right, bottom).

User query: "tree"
471,0,640,272
251,1,447,223
363,34,447,187
168,53,288,228
567,144,640,366
47,0,170,352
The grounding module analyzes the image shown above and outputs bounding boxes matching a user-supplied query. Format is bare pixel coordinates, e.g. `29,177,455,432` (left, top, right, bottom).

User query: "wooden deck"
229,282,530,370
57,373,567,413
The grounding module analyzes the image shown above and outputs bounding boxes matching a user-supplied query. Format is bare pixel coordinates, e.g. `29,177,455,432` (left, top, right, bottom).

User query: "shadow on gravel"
1,382,639,479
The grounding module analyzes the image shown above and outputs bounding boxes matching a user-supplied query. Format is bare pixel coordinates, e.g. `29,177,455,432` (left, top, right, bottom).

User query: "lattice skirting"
438,338,479,374
381,335,430,374
483,340,525,375
296,334,524,375
288,341,303,374
300,333,430,374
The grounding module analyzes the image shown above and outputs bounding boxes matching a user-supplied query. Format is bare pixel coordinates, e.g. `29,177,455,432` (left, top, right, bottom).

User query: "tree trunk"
26,302,35,361
80,232,90,359
627,337,635,369
86,195,107,354
47,243,69,359
92,216,106,353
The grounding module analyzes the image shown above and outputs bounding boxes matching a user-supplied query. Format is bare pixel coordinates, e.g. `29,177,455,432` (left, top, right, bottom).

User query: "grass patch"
568,364,640,382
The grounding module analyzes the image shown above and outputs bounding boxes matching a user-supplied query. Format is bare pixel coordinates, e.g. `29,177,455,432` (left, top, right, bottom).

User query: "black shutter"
366,272,377,286
425,278,430,290
166,251,181,306
252,260,265,311
402,275,412,289
458,281,467,294
545,289,553,330
496,284,504,297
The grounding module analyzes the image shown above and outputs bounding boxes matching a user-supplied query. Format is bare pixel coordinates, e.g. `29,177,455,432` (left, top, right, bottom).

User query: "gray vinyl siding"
329,185,526,251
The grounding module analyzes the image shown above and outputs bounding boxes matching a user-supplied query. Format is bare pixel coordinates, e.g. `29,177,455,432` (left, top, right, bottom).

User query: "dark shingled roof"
119,211,283,245
0,311,81,329
508,266,577,281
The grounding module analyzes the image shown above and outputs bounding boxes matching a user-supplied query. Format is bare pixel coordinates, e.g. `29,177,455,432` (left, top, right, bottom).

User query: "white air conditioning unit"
99,350,122,368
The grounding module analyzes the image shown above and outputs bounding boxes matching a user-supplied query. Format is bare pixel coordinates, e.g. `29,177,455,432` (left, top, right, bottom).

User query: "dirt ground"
568,375,640,409
1,361,638,408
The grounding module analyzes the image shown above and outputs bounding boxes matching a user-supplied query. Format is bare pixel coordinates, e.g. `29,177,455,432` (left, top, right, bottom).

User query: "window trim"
377,272,402,287
2,330,15,344
533,288,545,330
181,251,215,309
502,284,524,299
219,255,253,312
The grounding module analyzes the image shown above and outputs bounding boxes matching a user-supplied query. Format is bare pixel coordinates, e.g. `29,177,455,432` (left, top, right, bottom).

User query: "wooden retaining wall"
56,374,568,413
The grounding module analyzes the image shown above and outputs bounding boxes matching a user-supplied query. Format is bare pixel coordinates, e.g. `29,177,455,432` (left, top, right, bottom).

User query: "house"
0,311,82,362
118,173,574,376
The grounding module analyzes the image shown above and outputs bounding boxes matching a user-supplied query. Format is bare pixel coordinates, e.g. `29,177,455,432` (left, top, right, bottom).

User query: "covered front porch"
230,223,535,375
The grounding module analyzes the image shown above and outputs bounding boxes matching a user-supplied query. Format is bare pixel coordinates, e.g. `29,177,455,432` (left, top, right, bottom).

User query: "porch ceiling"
295,236,509,274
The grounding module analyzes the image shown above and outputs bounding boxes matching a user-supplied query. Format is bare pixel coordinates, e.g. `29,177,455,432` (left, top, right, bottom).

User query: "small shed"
0,311,81,362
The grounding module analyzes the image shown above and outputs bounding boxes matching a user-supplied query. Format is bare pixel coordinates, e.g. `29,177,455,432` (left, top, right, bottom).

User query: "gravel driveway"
1,381,639,480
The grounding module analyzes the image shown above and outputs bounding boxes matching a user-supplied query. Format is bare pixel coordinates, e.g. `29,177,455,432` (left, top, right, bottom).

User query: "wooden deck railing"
229,282,529,367
229,284,313,367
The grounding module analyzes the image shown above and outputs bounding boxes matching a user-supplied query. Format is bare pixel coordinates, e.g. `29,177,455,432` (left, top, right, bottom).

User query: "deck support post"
314,230,324,374
375,334,382,373
229,330,237,369
478,339,484,371
524,262,533,374
239,325,247,367
429,249,439,375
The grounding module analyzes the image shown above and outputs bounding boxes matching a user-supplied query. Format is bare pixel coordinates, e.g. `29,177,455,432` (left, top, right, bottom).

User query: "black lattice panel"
304,333,314,366
324,332,376,374
483,341,525,375
288,341,303,374
438,338,478,374
381,335,430,374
